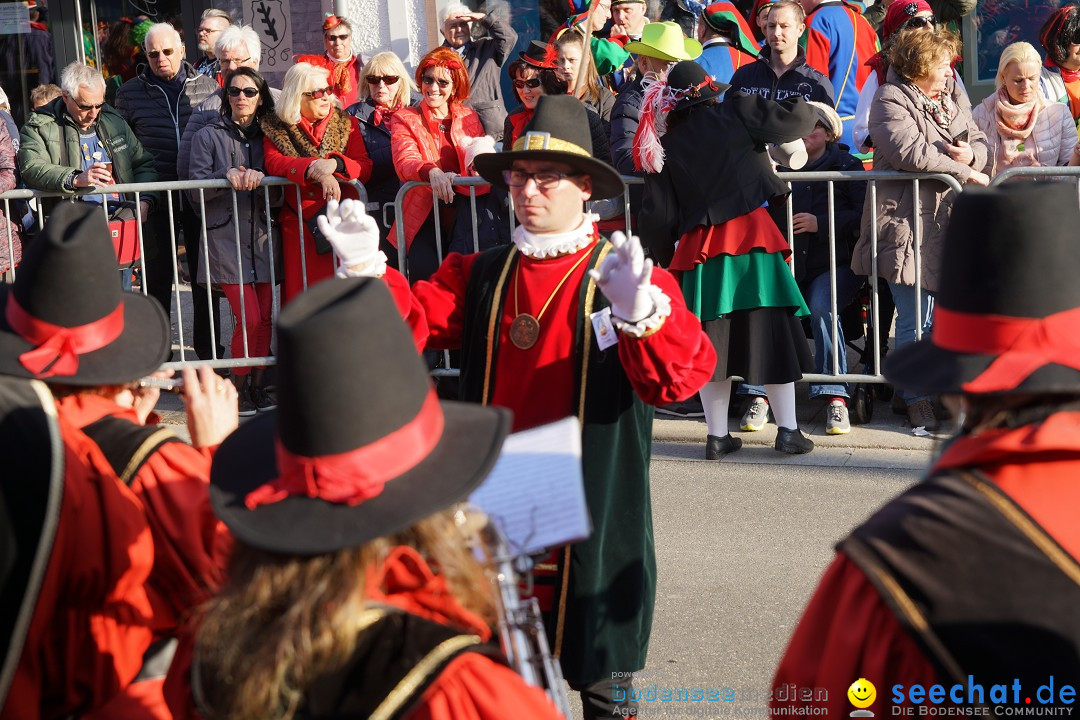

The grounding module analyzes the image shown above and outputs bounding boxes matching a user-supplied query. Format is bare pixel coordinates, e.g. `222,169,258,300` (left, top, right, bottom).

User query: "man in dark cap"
320,93,717,719
770,183,1080,714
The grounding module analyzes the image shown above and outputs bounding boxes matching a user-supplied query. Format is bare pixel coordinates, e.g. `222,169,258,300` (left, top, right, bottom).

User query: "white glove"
588,231,657,323
462,134,497,171
316,198,387,278
769,139,808,170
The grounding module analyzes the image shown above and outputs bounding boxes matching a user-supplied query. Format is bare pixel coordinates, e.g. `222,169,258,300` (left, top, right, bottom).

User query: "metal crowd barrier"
392,171,965,388
0,177,367,372
988,165,1080,186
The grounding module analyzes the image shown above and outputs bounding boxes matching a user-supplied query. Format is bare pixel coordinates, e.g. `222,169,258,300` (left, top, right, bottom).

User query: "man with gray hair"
114,22,217,321
18,62,157,229
440,1,517,140
195,8,233,79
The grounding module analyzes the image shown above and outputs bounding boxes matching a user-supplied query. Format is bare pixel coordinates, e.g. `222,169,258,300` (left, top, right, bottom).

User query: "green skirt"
682,249,809,322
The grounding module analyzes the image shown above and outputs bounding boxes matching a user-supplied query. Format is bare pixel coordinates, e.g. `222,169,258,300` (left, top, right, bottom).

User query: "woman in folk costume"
166,277,562,720
295,14,363,107
1038,5,1080,125
638,60,818,458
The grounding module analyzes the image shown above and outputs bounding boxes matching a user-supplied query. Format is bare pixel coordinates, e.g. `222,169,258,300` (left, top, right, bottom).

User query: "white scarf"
512,213,599,259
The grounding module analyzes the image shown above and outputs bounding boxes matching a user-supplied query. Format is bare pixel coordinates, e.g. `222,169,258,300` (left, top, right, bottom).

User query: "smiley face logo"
848,678,877,709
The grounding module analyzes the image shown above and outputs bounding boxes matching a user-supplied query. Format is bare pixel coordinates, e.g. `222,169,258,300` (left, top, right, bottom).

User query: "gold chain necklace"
509,250,593,350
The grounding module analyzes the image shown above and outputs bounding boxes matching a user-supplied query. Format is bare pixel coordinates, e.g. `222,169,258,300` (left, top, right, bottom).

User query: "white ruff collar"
512,213,599,259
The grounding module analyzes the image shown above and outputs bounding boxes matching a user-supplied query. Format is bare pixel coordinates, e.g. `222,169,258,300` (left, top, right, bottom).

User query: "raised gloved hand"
461,134,497,172
316,198,387,277
588,231,657,324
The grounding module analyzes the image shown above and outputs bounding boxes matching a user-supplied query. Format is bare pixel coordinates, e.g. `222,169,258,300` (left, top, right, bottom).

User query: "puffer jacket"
971,92,1078,179
851,67,988,293
389,102,487,251
177,87,283,180
18,97,158,210
346,97,419,213
114,62,218,181
185,113,278,286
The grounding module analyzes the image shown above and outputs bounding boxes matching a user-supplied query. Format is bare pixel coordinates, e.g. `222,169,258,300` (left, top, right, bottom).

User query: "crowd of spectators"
3,1,1080,433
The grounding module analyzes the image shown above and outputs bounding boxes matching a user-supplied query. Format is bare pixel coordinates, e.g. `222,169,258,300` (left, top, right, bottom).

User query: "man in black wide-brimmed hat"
771,183,1080,713
319,93,717,719
0,201,239,718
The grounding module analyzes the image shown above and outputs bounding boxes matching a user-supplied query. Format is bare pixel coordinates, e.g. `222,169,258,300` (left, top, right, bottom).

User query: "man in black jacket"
729,0,833,103
115,23,217,338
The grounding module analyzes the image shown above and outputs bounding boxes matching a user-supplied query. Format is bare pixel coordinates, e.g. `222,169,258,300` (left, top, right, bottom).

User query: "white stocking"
699,380,732,437
764,382,797,430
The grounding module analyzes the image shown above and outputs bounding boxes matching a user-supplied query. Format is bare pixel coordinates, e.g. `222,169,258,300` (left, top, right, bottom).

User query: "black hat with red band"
885,183,1080,397
0,202,169,386
209,278,512,556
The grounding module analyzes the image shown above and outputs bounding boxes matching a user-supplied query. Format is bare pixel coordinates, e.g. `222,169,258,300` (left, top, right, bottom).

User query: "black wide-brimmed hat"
474,94,625,199
886,183,1080,397
667,60,728,112
0,202,169,386
210,278,512,556
519,39,559,69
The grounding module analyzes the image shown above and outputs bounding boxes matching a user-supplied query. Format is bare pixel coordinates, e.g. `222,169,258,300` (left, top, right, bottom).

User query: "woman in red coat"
390,46,491,283
262,61,372,304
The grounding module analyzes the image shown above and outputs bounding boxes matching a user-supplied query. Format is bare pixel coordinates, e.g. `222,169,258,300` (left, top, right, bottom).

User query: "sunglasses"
325,33,350,41
74,99,105,111
147,48,177,59
303,86,334,99
513,77,542,89
366,75,400,86
422,75,452,88
903,16,936,29
227,86,260,98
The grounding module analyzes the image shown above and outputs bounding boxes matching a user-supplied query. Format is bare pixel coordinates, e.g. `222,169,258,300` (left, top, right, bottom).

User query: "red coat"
771,411,1080,715
262,109,372,304
389,102,488,253
55,395,229,720
1,414,154,720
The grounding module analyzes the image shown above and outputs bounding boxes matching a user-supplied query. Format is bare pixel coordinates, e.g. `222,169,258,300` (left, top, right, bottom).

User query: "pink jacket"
389,102,487,252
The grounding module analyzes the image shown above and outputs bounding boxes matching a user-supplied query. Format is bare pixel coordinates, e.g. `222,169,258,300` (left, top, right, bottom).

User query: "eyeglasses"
303,86,334,99
422,75,452,88
503,169,582,189
221,57,252,68
903,16,936,29
366,75,400,86
147,48,177,59
513,77,542,89
227,86,260,97
325,33,350,41
74,99,104,111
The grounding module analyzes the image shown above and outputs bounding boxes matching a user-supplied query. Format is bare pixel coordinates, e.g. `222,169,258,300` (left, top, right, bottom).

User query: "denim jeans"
741,268,863,400
888,281,934,404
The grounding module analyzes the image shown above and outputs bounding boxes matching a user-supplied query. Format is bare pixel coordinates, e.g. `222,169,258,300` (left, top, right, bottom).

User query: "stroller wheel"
851,384,874,425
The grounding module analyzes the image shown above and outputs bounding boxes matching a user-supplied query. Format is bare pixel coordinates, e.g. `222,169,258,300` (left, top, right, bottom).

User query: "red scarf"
327,54,356,98
372,102,401,128
1046,57,1080,83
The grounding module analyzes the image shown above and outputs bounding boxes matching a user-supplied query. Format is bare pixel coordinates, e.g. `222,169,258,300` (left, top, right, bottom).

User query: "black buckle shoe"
706,433,743,460
775,427,814,454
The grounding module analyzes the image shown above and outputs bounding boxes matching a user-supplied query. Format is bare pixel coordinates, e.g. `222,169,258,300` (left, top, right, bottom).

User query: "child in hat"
173,277,564,719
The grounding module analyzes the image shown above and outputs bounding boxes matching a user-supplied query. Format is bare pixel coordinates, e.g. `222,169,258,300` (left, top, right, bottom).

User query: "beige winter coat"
971,92,1078,179
852,68,988,293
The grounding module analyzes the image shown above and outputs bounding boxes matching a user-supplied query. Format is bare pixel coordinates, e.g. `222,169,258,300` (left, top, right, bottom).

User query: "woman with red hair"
390,46,492,282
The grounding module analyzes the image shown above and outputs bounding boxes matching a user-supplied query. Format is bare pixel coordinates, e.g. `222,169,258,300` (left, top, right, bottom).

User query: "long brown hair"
195,508,495,720
556,27,607,109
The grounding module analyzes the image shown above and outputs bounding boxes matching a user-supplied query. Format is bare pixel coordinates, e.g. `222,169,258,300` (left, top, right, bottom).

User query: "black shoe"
705,433,742,460
251,386,277,412
237,390,257,417
656,395,705,418
775,427,814,454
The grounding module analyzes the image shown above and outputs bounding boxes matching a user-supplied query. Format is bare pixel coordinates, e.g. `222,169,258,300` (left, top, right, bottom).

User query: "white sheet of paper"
468,416,591,555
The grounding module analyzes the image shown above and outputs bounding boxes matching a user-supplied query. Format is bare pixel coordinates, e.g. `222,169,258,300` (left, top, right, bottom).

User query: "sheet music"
468,416,592,555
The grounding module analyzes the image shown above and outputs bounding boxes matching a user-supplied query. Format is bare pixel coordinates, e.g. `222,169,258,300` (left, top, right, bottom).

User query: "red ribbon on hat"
5,296,125,377
933,306,1080,393
244,388,446,509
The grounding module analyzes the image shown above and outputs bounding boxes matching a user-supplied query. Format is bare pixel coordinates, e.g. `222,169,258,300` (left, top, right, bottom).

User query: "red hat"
882,0,934,41
322,13,343,31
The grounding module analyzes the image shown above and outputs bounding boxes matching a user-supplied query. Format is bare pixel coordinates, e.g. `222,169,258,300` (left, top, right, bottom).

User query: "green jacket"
18,97,158,208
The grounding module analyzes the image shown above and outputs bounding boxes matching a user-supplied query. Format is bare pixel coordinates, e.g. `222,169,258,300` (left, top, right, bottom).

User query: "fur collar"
261,108,352,158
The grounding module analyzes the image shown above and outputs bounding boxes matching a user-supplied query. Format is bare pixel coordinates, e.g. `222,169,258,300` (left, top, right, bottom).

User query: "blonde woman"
972,41,1080,179
262,62,372,304
346,51,417,252
555,27,616,124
